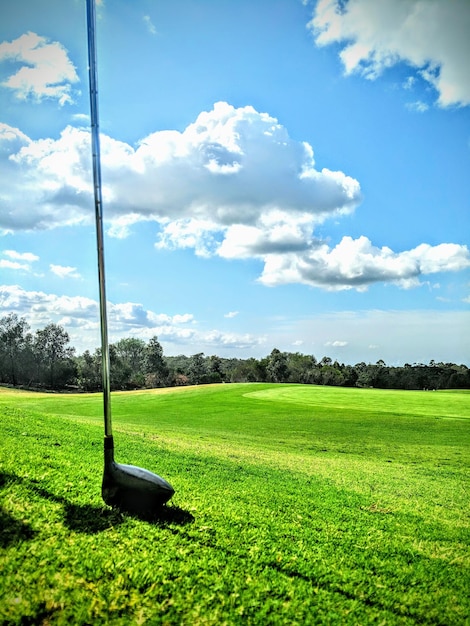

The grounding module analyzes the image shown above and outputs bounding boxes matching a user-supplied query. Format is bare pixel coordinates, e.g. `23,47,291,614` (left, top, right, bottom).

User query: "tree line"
1,313,469,392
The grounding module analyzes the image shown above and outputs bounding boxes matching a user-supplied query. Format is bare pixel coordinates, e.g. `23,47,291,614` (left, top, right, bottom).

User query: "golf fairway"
0,383,469,624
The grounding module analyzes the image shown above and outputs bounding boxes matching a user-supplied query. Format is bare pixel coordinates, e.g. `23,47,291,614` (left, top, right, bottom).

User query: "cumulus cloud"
0,32,79,105
1,249,39,272
50,264,82,279
218,211,316,259
0,284,262,354
0,102,468,291
71,113,90,124
0,285,98,329
0,259,30,271
0,102,360,235
0,123,91,233
225,311,239,319
202,327,264,351
128,100,360,227
325,340,348,347
0,123,31,151
259,236,470,290
155,219,223,257
309,0,470,108
4,250,39,262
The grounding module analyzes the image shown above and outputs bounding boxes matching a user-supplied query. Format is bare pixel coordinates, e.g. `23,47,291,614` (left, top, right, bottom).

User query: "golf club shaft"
86,0,112,439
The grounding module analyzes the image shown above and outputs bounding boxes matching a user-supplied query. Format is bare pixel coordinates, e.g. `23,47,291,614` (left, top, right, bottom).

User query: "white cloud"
0,285,467,363
309,0,470,108
155,219,222,257
403,76,415,90
225,311,239,318
143,15,157,35
50,264,82,279
0,102,360,235
272,309,470,365
259,236,470,290
218,211,316,259
1,102,468,292
0,284,262,354
0,124,92,234
0,122,31,150
198,330,265,350
0,259,30,271
1,249,39,272
406,101,429,113
0,32,79,105
3,249,39,262
71,113,90,124
0,285,98,328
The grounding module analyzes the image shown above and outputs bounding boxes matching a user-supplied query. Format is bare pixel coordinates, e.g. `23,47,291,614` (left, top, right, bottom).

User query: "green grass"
0,383,469,624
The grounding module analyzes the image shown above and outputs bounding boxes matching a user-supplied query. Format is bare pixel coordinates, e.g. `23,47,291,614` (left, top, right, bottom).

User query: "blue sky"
1,0,469,365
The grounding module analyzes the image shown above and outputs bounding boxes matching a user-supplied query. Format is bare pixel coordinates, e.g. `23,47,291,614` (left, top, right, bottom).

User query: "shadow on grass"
0,506,36,547
29,483,194,529
123,504,195,527
0,472,37,546
0,471,193,538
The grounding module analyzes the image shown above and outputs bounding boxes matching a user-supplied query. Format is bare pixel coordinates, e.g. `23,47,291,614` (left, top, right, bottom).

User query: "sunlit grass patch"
0,384,469,624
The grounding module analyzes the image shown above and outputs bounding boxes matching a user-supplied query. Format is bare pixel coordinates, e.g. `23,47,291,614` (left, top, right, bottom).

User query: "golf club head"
102,439,174,515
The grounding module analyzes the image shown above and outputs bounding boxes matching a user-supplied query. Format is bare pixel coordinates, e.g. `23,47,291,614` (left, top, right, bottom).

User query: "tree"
342,364,358,387
447,365,470,389
267,348,288,383
108,345,132,389
76,349,101,391
286,352,317,384
230,358,266,383
320,365,345,386
0,314,30,385
165,355,190,386
33,323,75,388
207,355,224,383
144,336,169,387
83,345,132,390
114,338,146,373
114,337,146,386
187,352,207,385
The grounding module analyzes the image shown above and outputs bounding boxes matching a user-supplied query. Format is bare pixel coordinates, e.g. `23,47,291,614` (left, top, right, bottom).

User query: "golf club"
86,0,174,515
